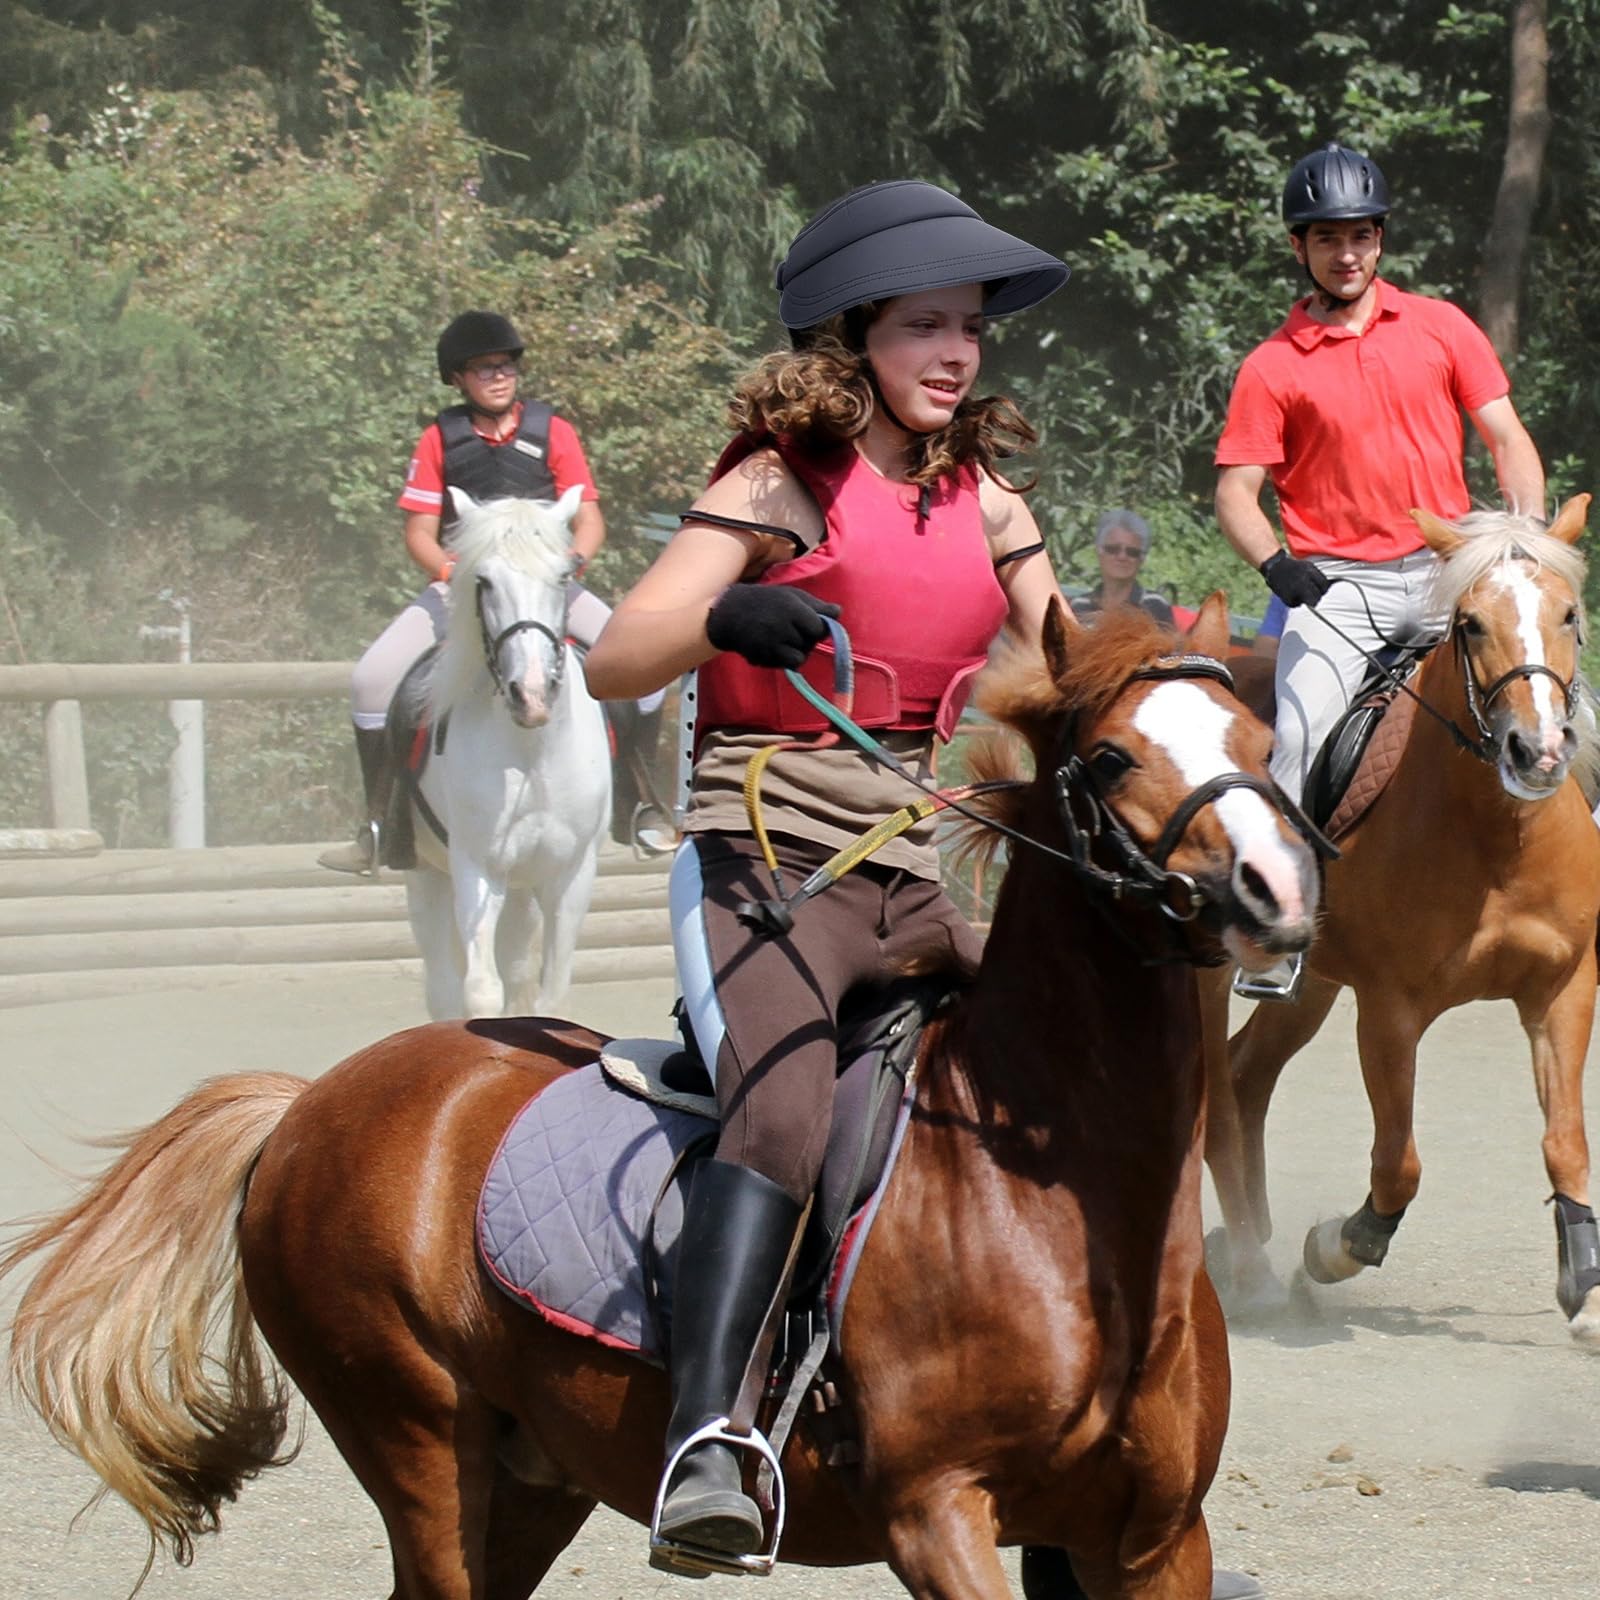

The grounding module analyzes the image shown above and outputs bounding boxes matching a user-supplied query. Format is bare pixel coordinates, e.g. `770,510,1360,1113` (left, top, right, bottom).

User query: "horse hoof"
1302,1217,1365,1284
1566,1285,1600,1348
1230,1261,1292,1320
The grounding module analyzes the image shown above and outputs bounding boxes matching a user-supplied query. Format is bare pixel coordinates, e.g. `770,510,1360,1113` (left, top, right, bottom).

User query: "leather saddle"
1301,643,1433,839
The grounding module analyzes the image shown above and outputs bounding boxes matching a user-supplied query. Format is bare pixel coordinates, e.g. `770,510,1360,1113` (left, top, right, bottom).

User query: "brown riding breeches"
672,831,981,1206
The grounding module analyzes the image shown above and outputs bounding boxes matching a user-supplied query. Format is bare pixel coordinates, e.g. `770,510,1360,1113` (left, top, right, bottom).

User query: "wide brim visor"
777,214,1070,329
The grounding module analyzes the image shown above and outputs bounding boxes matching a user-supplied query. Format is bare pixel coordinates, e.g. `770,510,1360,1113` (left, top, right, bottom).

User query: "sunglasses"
1101,542,1145,558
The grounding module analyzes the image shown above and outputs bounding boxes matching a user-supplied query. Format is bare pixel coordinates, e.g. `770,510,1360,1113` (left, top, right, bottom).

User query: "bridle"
1454,617,1579,763
745,635,1327,965
1307,577,1581,767
475,572,570,703
1052,654,1335,947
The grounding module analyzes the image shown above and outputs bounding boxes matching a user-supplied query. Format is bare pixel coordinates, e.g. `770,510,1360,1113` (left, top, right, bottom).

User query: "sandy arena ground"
1,969,1597,1599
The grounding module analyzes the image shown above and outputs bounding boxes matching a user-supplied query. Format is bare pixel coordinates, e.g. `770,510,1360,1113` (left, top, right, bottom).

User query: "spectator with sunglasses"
1069,509,1176,628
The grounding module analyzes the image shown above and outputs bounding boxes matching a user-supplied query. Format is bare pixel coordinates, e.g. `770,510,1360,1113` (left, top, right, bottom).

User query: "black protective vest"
438,401,557,530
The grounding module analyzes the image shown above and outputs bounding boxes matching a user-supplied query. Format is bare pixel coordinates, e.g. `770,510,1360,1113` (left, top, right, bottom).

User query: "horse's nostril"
506,682,527,710
1236,859,1275,914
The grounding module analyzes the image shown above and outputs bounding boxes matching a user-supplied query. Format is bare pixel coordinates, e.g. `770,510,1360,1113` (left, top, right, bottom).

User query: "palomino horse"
406,487,610,1019
1204,499,1600,1343
3,597,1321,1599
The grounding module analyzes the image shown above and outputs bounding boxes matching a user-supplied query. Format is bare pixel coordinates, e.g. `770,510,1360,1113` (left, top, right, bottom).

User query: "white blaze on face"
1131,681,1307,926
1495,564,1563,759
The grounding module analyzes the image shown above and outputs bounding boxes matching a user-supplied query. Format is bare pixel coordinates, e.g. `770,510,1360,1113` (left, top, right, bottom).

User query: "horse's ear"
1185,591,1231,662
1411,507,1462,555
1041,594,1076,682
1546,493,1591,546
447,486,475,522
555,483,584,524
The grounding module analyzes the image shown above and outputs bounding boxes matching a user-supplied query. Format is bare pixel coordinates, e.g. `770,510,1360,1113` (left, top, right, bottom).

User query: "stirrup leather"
648,1417,787,1578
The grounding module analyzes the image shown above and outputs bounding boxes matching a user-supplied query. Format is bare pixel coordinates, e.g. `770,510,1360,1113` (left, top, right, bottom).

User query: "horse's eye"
1089,744,1135,785
1564,606,1579,629
476,574,493,594
1461,614,1485,638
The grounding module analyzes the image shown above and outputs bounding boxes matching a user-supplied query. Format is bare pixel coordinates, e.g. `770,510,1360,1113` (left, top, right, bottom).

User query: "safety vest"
696,436,1007,745
438,401,556,529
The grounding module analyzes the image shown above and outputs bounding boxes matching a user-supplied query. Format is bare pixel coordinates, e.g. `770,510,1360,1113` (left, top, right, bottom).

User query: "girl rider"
585,178,1068,1561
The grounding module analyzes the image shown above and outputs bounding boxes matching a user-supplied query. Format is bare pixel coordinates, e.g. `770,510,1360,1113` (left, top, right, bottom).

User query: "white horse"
405,487,611,1019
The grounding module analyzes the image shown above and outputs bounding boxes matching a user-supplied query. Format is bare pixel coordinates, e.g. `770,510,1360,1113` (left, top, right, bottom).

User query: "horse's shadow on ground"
1485,1460,1600,1498
1222,1272,1546,1351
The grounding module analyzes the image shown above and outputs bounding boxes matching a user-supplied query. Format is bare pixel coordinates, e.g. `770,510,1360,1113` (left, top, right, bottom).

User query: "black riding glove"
705,585,841,670
1259,550,1332,609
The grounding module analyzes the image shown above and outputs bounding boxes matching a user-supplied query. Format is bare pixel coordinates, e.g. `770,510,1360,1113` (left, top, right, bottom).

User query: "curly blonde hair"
726,309,1038,492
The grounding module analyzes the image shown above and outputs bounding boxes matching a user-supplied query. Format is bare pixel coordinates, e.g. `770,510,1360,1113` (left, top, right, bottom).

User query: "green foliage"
0,55,730,839
9,0,1600,836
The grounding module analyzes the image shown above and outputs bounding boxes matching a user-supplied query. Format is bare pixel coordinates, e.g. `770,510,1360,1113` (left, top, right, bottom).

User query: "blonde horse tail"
0,1072,309,1576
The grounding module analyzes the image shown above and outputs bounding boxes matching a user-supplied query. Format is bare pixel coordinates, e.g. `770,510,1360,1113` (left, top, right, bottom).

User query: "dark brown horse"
1204,499,1600,1342
3,596,1320,1599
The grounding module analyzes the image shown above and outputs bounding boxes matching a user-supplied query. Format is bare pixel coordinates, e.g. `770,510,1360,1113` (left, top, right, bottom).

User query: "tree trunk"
1480,0,1550,363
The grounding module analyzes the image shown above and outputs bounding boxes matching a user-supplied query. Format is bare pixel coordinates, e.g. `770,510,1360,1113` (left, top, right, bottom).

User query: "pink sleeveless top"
696,436,1008,745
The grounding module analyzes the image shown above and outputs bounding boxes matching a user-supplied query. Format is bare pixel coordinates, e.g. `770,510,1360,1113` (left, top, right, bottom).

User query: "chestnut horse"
3,597,1321,1600
1204,499,1600,1343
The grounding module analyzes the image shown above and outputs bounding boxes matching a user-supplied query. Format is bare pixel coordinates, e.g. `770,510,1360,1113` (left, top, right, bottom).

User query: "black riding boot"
610,701,672,853
656,1158,804,1557
1020,1545,1265,1599
318,725,392,875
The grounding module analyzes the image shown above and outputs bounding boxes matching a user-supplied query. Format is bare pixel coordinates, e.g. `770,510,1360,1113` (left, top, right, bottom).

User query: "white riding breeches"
348,580,657,728
1271,549,1446,803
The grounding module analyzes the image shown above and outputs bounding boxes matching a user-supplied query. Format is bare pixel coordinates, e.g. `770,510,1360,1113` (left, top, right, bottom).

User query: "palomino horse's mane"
426,495,574,715
952,606,1183,873
1423,506,1600,791
1426,507,1588,624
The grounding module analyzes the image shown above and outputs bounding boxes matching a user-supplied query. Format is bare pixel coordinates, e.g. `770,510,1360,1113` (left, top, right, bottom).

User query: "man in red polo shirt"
1215,143,1544,995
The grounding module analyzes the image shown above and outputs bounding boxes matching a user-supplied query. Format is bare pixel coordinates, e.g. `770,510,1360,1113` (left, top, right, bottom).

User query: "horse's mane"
1428,509,1588,624
948,607,1181,876
426,496,574,714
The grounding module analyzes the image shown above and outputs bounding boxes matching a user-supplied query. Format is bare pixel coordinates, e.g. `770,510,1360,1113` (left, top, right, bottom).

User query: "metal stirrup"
648,1417,788,1578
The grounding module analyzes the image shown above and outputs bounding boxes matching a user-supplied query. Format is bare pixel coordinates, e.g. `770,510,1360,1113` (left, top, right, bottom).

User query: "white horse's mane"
1425,506,1600,791
427,492,576,714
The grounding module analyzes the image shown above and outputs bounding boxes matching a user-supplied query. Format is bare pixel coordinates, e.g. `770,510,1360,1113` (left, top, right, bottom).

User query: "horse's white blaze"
1499,566,1563,762
1132,682,1307,926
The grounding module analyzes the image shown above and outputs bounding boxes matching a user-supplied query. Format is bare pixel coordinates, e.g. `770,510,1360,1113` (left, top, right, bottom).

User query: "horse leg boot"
318,725,392,875
655,1158,804,1559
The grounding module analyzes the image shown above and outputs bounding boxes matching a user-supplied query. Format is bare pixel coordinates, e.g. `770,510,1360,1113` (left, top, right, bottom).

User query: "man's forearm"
1491,433,1546,521
1215,476,1282,567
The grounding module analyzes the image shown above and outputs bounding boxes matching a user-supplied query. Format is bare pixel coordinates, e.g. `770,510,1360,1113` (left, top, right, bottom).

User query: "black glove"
706,585,841,669
1260,550,1332,609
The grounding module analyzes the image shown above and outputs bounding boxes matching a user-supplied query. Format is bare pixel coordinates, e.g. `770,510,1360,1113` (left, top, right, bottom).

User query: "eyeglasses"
463,361,521,381
1102,542,1144,558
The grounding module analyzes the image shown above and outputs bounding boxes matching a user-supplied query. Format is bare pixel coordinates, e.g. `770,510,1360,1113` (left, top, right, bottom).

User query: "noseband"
476,573,569,702
1454,619,1578,761
1053,654,1335,935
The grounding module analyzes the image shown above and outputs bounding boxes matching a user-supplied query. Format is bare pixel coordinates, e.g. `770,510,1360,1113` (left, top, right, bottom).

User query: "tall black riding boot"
656,1158,804,1558
318,725,392,875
